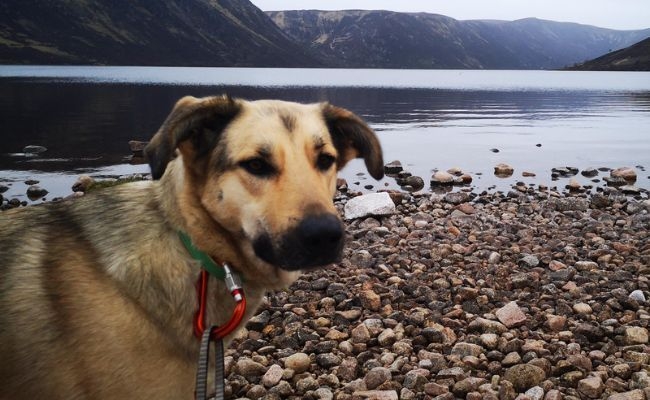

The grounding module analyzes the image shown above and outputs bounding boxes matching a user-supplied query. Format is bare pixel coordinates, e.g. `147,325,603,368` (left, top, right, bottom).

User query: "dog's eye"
316,153,336,171
240,158,276,177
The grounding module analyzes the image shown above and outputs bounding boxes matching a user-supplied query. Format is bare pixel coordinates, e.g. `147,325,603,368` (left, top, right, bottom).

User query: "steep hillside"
267,10,650,69
0,0,321,67
567,37,650,71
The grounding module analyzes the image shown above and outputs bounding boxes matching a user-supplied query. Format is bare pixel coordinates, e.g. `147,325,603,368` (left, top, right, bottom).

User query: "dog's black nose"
297,214,344,255
253,213,345,270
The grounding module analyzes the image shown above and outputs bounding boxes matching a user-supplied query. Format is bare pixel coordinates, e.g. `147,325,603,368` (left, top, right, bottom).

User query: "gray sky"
249,0,650,30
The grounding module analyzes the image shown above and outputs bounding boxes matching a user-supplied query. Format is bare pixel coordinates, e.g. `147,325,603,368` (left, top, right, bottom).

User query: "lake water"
1,66,649,202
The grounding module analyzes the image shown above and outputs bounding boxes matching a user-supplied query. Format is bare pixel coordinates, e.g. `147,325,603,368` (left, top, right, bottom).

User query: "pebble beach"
222,169,649,400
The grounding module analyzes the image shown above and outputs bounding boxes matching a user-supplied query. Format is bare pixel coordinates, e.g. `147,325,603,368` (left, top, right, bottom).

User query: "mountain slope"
567,37,650,71
0,0,321,67
267,10,650,69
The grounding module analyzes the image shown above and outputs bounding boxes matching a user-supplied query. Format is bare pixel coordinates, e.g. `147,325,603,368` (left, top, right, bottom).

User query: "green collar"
178,231,226,280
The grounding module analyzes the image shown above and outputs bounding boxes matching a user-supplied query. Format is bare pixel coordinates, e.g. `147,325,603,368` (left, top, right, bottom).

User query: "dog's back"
0,182,198,399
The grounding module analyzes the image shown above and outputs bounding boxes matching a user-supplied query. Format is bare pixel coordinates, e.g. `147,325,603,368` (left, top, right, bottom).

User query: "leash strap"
196,325,225,400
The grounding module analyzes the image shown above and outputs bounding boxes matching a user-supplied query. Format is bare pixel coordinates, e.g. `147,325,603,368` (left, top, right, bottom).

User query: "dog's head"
145,95,383,277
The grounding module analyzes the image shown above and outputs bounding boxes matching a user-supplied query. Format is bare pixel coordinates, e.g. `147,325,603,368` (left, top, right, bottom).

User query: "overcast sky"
249,0,650,31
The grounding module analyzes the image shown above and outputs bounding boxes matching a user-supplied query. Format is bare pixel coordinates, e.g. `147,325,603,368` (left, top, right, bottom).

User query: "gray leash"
195,325,226,400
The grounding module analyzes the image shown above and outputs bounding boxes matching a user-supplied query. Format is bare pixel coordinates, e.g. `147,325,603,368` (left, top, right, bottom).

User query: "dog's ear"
145,95,241,180
322,104,384,180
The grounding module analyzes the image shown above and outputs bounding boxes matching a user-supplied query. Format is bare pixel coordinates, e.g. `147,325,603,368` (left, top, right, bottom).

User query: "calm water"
1,66,649,201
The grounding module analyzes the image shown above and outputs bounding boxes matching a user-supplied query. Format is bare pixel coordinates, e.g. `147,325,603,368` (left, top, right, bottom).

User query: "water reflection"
0,74,649,200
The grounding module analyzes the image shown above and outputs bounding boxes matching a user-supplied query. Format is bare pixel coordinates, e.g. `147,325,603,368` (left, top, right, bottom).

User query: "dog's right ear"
145,95,241,180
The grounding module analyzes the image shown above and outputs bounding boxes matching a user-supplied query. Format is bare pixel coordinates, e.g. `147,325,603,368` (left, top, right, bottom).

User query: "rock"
603,175,627,187
236,357,267,379
460,173,473,184
359,289,381,311
384,160,403,175
620,185,641,195
550,197,589,212
452,377,486,397
128,140,148,157
502,352,522,366
581,168,599,178
578,376,604,399
451,342,484,358
23,145,47,154
522,171,536,177
352,390,399,400
72,175,95,193
377,329,397,346
401,176,424,191
344,192,396,220
351,323,371,344
524,386,544,400
606,390,645,400
503,364,546,392
284,353,311,373
316,353,342,369
467,317,507,334
494,163,514,177
490,148,500,153
546,315,567,331
262,364,284,388
611,167,637,183
519,254,540,268
573,302,593,315
628,290,646,302
26,185,48,200
624,327,649,345
496,301,527,328
296,376,319,394
567,178,582,191
443,191,470,204
431,171,454,186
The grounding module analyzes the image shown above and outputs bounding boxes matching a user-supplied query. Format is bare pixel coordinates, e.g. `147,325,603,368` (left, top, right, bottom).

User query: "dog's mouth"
252,214,345,271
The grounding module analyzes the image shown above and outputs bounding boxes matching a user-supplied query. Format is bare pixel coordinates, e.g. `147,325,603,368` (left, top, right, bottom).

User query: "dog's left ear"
145,95,241,180
322,104,384,180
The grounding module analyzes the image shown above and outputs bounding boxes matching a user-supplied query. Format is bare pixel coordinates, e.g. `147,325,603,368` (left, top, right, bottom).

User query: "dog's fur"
0,95,383,399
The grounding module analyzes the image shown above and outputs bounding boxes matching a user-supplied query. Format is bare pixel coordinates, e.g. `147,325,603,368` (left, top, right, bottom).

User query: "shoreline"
1,161,648,210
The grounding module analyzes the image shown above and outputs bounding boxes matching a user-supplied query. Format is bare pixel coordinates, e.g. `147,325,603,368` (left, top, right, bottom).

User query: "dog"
0,95,383,399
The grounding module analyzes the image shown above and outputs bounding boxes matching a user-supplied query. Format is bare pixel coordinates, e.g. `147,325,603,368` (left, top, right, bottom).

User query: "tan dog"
0,95,383,399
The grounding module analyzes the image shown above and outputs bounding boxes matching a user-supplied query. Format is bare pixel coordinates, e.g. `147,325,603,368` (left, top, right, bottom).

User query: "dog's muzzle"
252,214,344,270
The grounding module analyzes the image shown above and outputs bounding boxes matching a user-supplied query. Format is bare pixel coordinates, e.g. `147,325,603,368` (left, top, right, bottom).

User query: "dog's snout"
252,213,345,270
298,214,344,253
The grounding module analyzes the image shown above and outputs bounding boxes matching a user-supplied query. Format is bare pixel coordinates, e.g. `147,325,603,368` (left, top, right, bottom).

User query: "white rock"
629,290,646,302
344,192,396,220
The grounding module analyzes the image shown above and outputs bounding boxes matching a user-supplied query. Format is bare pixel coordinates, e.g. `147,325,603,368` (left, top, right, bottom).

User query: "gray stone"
23,145,47,154
26,185,48,200
344,192,396,220
384,160,403,174
519,254,540,268
629,290,646,302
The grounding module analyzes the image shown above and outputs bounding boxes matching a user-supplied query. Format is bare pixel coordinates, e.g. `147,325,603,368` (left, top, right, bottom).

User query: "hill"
0,0,320,67
567,37,650,71
267,10,650,69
